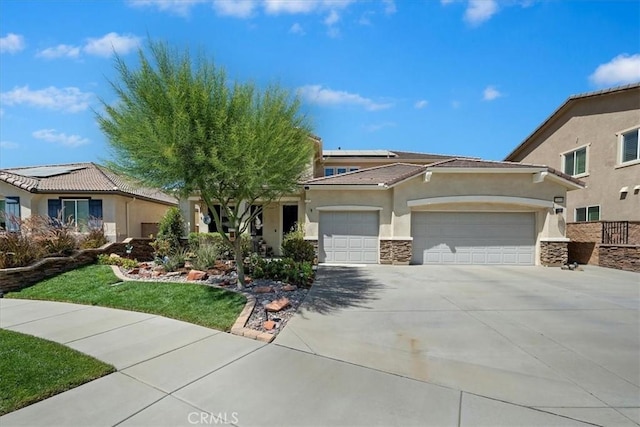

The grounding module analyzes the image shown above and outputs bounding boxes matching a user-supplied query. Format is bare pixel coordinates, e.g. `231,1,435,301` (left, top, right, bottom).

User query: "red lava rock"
263,320,276,330
254,286,273,293
266,297,290,312
152,270,162,277
221,280,230,287
282,284,297,292
127,267,140,275
244,276,252,284
186,270,207,281
139,270,152,278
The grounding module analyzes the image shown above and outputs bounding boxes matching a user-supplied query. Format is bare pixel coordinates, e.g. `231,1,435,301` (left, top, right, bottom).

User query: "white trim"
617,127,640,166
541,172,584,190
560,143,589,177
532,171,547,183
316,205,383,212
407,195,553,208
424,171,433,182
380,236,414,241
426,167,543,174
306,185,388,191
574,205,600,222
540,237,570,242
304,236,318,241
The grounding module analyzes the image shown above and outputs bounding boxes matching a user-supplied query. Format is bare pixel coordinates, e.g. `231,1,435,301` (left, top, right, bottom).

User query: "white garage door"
411,212,535,265
320,211,379,264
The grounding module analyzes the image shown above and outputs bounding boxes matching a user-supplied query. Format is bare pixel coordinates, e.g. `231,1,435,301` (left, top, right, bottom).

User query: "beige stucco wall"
510,89,640,221
0,184,173,242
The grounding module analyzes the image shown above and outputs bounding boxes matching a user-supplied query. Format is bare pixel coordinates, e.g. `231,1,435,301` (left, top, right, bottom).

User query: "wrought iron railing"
602,221,629,244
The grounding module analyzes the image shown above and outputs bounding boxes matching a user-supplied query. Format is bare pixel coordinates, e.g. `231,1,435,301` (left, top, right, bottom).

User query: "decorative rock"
186,270,207,281
139,270,152,278
254,286,273,293
244,276,252,284
127,267,140,275
265,297,290,312
109,253,121,259
263,320,277,330
282,284,297,291
165,271,182,277
152,270,162,277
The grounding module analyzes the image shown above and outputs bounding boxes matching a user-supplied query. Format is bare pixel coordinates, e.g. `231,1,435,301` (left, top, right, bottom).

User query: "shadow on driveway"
299,266,384,316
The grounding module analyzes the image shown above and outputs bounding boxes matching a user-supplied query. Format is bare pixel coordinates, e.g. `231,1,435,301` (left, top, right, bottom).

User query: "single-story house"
0,163,177,242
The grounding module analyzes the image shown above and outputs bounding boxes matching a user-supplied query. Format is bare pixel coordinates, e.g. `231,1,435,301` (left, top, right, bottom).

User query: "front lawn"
0,329,115,415
7,264,247,331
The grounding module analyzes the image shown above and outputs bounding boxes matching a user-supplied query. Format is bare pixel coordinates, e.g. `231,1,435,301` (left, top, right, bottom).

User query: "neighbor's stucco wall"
0,182,34,222
509,89,640,221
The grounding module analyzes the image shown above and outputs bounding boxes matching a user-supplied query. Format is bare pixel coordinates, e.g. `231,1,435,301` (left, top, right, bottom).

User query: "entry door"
283,205,298,236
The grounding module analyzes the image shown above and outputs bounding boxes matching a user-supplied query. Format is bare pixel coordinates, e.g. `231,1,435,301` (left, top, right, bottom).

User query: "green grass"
0,329,115,415
7,264,247,331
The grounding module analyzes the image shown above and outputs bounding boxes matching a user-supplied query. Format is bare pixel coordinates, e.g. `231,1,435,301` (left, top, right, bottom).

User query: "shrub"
191,244,221,271
156,207,185,254
249,257,314,287
96,254,138,270
0,233,44,268
149,237,171,258
162,247,188,272
282,237,315,263
80,225,108,249
188,232,252,260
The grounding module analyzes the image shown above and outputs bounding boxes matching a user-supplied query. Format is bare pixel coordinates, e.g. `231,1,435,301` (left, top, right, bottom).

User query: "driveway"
276,265,640,426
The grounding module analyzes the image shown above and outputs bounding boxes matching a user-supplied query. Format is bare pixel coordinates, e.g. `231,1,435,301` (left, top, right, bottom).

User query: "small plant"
162,248,188,272
282,237,315,263
149,236,171,258
191,243,221,271
156,207,185,254
0,233,44,268
248,257,314,287
97,254,138,270
80,225,108,249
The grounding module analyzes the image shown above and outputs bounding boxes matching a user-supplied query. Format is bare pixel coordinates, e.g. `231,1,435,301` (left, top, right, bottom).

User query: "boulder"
187,270,208,281
265,297,290,312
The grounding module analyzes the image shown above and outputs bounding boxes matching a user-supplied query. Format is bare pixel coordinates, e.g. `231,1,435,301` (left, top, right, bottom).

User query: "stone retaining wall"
0,238,156,293
599,245,640,273
380,240,412,265
540,241,568,266
568,242,599,265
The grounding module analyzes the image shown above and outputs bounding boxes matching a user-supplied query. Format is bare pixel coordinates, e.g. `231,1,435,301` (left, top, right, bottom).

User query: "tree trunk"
234,237,245,290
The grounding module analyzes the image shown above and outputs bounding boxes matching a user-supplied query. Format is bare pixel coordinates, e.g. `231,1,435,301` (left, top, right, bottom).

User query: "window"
563,147,587,176
575,206,600,222
620,128,640,164
50,199,102,230
324,166,358,176
1,197,21,232
208,205,230,233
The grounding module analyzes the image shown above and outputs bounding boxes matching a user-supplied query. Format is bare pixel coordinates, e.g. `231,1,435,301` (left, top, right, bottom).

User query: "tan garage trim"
407,195,553,209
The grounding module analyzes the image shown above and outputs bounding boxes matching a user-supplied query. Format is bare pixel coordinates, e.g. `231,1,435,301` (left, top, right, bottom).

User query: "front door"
282,205,298,237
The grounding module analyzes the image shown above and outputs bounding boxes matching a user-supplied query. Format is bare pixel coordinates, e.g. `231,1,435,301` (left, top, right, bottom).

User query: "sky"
1,0,639,169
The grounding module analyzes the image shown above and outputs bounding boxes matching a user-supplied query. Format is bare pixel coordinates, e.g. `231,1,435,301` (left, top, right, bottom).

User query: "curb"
109,266,275,343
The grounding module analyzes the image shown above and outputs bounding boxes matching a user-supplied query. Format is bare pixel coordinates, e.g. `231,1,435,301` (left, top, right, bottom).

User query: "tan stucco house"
181,141,583,266
0,163,177,242
504,83,640,222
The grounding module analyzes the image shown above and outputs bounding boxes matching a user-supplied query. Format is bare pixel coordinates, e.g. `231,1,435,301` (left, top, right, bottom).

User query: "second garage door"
411,212,535,265
319,211,379,264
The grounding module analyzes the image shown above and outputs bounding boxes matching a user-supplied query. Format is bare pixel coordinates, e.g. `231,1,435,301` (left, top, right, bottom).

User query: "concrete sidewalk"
0,298,604,426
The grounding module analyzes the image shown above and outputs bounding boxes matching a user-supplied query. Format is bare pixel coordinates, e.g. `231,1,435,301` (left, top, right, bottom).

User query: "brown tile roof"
304,158,584,188
505,83,640,161
1,163,178,205
322,149,471,160
305,163,427,186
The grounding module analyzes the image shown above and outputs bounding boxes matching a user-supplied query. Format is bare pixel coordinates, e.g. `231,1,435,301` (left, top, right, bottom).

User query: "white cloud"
324,10,340,26
1,86,93,113
364,122,396,132
0,33,25,54
298,85,392,111
213,0,256,18
32,129,89,147
263,0,354,15
483,85,502,101
83,32,141,57
0,141,19,149
465,0,498,25
289,23,305,35
36,44,81,59
440,0,456,4
589,53,640,86
382,0,396,14
127,0,206,16
414,100,429,109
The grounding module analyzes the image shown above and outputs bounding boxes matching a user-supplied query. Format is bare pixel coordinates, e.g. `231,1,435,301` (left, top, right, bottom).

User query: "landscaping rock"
186,270,207,281
266,297,290,312
263,320,277,330
152,270,162,277
127,267,140,275
165,271,182,277
282,284,297,291
254,286,274,293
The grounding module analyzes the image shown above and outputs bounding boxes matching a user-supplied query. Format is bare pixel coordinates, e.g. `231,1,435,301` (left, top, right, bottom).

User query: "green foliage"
0,233,44,269
149,237,171,258
250,257,314,287
97,254,139,270
156,207,185,254
162,247,188,272
79,226,109,249
191,244,221,271
97,39,315,286
0,329,115,415
282,237,315,263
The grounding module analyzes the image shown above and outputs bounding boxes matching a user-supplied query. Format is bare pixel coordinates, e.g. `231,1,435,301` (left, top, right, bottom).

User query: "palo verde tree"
97,41,314,288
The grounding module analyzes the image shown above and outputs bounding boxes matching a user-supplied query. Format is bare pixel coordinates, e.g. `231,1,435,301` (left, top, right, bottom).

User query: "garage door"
319,211,379,264
411,212,535,265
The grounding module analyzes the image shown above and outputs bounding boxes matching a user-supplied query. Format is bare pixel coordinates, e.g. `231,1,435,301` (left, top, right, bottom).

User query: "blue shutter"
5,197,20,232
48,199,62,219
89,199,103,219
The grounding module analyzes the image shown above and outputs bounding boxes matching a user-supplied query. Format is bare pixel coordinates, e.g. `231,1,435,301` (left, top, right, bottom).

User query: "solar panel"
12,165,86,178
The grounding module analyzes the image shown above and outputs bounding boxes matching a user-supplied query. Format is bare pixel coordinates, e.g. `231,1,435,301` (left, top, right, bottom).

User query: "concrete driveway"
276,265,640,426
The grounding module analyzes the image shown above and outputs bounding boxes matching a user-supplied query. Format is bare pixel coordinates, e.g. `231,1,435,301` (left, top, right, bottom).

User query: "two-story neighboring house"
182,137,583,267
504,83,640,222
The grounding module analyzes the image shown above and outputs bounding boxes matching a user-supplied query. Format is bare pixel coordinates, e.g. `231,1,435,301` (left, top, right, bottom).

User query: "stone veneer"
380,240,412,265
599,245,640,273
540,241,568,266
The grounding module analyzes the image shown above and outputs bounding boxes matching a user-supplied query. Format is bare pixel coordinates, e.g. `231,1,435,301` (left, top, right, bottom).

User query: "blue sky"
1,0,639,169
